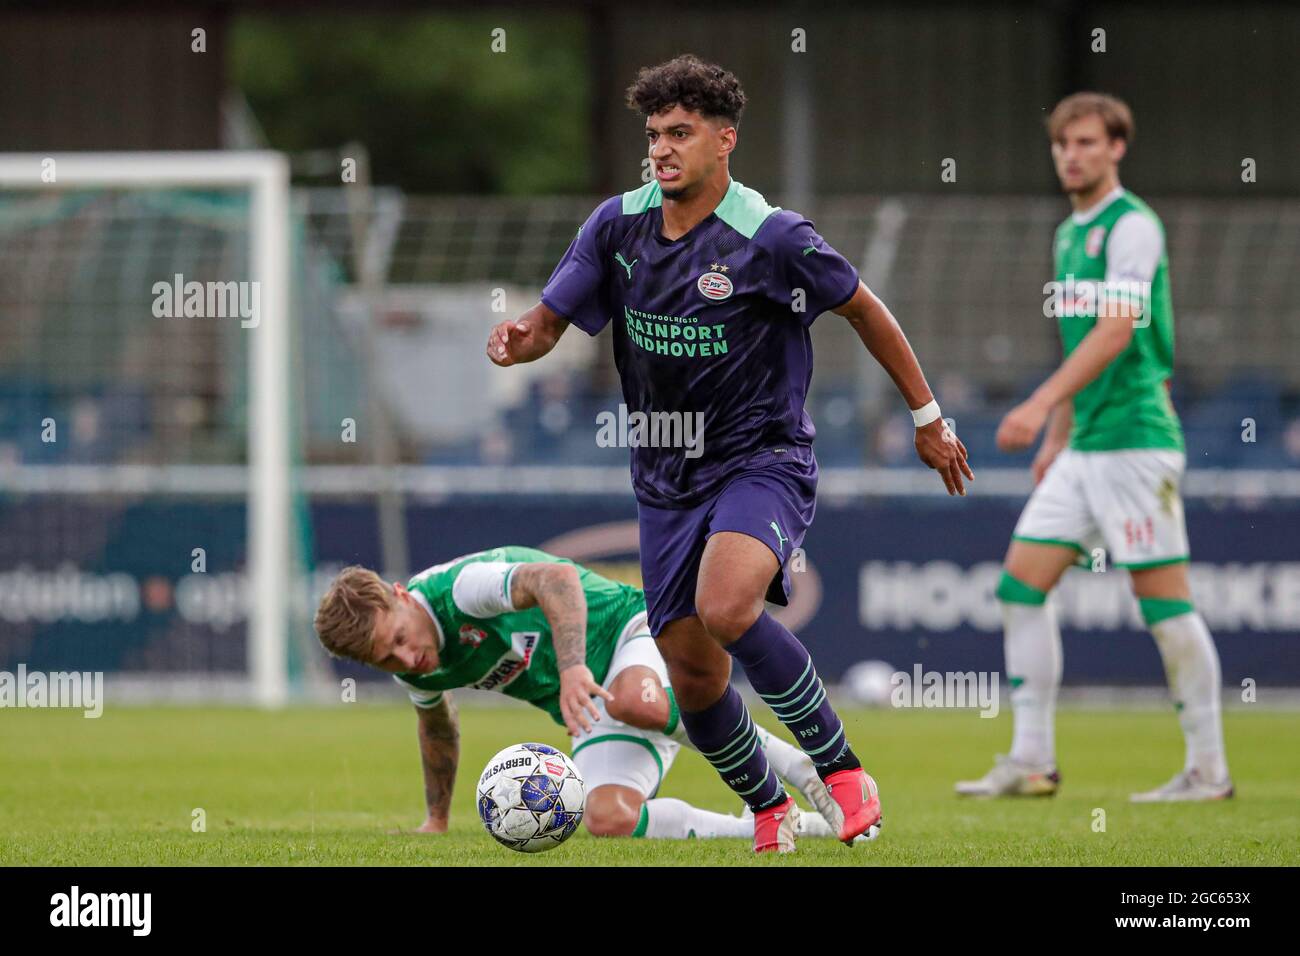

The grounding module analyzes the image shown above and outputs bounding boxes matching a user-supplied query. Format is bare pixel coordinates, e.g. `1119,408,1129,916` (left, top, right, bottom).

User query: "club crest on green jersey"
1085,225,1107,257
459,623,487,647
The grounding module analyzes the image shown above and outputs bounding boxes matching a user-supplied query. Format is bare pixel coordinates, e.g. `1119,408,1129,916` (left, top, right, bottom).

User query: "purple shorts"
637,454,817,637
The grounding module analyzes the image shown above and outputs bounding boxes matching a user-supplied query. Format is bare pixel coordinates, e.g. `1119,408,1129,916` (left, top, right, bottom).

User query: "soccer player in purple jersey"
487,55,972,852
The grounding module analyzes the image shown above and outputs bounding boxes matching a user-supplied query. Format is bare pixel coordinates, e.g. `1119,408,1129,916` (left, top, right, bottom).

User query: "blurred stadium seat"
6,189,1297,471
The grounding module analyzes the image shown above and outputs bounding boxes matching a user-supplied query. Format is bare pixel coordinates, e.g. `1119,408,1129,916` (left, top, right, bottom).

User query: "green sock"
662,687,680,736
996,571,1047,606
1139,596,1195,627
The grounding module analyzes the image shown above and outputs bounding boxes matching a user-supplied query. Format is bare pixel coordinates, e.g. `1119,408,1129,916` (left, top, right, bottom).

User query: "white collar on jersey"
410,589,445,650
1071,183,1125,225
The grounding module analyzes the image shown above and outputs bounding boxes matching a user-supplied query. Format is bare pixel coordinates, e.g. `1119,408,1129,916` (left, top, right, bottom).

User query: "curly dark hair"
625,54,747,125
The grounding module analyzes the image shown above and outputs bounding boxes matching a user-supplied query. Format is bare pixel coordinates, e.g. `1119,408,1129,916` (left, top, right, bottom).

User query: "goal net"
0,152,313,706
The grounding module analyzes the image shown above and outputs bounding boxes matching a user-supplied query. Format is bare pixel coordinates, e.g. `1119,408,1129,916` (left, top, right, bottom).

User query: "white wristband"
910,399,941,428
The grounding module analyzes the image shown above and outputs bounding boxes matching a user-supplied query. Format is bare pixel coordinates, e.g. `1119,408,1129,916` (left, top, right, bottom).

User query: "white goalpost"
0,151,293,707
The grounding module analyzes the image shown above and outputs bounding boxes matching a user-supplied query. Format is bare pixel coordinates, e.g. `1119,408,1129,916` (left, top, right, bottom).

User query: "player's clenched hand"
997,398,1050,453
915,418,973,496
486,319,534,367
558,664,613,737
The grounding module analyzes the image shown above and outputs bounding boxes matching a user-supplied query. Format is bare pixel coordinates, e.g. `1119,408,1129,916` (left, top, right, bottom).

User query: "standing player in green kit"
957,93,1232,801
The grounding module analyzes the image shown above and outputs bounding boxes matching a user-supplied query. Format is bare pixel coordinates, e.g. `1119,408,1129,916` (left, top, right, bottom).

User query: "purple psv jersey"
541,178,859,509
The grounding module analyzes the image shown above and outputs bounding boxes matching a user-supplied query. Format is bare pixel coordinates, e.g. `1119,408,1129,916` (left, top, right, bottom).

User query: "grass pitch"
2,703,1296,866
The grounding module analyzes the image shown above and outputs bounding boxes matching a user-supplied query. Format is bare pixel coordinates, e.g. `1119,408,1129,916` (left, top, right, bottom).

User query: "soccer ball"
476,742,585,852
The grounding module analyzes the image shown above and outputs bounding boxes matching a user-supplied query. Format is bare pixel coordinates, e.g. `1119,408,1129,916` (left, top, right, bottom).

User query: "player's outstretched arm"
413,693,460,833
834,282,974,495
509,562,613,735
486,301,569,367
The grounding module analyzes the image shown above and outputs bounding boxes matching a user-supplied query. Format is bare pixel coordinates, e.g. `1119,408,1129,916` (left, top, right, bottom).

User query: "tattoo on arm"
512,563,587,672
416,694,459,819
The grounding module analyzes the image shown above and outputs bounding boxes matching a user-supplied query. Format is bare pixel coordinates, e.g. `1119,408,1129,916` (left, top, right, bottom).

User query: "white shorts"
570,610,680,798
1013,448,1190,569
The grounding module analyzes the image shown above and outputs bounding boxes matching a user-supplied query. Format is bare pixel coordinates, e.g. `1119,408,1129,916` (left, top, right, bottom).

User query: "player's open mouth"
656,165,682,181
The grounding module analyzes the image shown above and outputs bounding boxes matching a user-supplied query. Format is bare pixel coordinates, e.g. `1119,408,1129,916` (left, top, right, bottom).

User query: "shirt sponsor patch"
472,631,540,692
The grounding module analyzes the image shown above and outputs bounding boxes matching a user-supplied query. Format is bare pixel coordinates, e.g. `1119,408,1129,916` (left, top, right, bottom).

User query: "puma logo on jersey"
770,521,789,554
615,252,637,280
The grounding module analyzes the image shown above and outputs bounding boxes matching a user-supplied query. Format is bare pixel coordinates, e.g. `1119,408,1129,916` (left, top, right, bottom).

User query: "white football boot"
743,804,881,842
796,807,881,843
753,725,844,830
955,754,1061,797
788,762,845,832
1130,768,1234,803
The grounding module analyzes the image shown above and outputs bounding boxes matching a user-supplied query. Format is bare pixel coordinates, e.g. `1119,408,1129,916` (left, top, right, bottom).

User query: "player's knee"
656,621,731,708
604,668,667,729
659,653,728,710
606,693,659,729
695,591,762,643
583,796,642,837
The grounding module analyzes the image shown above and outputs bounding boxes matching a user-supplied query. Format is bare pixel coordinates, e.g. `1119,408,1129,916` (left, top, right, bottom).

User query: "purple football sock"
679,684,787,813
728,611,860,778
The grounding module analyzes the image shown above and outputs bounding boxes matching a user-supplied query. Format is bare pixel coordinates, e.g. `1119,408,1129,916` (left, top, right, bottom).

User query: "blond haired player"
315,546,877,840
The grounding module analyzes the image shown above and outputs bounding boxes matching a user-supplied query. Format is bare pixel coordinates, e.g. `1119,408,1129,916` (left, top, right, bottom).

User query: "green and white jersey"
393,546,646,725
1051,186,1183,452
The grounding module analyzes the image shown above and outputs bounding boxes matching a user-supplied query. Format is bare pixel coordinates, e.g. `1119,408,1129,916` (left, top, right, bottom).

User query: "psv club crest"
697,270,733,301
459,624,488,647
